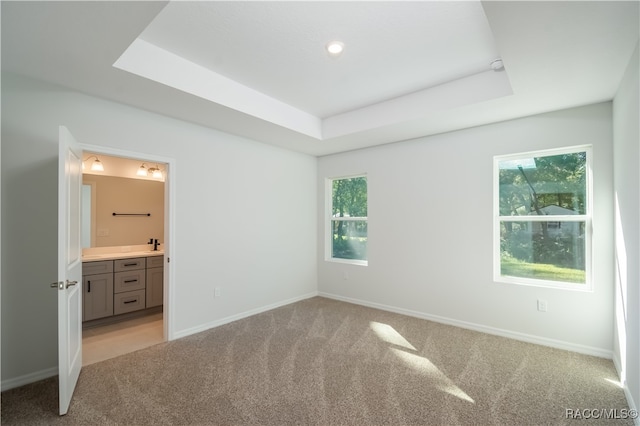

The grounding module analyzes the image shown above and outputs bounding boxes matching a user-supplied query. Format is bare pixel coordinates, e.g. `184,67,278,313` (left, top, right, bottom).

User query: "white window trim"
325,174,368,266
493,145,593,291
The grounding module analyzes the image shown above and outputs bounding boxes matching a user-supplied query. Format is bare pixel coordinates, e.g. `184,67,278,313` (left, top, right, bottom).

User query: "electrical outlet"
537,299,548,312
97,228,109,237
214,287,221,298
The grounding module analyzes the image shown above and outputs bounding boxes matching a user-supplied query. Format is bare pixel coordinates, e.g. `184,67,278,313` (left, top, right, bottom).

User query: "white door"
54,126,83,415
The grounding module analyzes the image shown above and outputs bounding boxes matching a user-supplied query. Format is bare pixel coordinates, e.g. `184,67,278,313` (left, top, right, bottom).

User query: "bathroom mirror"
82,152,164,248
81,183,96,248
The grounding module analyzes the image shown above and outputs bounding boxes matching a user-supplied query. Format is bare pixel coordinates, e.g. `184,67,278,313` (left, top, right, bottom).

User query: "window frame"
325,174,368,266
493,145,593,291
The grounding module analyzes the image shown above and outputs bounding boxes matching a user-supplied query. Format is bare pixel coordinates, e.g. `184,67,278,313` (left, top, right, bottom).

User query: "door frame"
79,143,176,341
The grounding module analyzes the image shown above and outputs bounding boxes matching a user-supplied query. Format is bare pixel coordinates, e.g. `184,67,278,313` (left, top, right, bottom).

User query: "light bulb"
90,159,104,172
137,165,147,176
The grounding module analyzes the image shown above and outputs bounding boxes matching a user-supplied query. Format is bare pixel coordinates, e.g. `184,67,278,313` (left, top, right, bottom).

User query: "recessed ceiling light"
326,41,344,57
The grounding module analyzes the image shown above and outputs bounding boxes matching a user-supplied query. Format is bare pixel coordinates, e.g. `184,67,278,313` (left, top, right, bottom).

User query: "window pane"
500,220,586,284
498,152,587,216
332,220,367,261
332,177,367,218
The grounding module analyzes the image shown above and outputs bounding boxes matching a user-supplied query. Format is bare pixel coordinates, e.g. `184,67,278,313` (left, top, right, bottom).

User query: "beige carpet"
1,297,633,425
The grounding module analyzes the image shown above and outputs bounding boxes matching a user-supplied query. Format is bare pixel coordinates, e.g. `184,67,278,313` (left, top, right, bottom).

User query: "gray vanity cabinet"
82,254,163,323
146,256,164,308
82,261,114,321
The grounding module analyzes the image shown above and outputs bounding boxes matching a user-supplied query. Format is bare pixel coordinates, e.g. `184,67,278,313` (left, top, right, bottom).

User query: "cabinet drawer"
114,270,146,293
113,289,146,315
114,257,146,272
83,260,113,275
147,255,164,268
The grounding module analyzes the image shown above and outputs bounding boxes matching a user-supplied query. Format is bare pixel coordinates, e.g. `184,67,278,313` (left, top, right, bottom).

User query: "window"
494,146,592,290
327,175,367,264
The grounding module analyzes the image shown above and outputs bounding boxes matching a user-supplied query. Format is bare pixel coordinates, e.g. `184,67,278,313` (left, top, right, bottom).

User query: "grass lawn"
501,258,585,284
332,235,367,260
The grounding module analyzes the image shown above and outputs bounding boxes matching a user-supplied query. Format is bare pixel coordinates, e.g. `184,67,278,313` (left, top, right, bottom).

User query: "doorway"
79,147,173,365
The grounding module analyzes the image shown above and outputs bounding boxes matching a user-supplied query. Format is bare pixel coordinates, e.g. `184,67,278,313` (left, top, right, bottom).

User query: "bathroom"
81,152,167,364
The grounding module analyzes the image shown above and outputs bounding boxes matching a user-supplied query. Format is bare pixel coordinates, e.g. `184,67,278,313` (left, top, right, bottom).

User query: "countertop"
82,250,164,262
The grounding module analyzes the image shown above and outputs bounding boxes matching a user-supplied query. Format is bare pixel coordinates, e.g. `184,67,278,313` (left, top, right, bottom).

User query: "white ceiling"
2,1,638,156
138,1,501,118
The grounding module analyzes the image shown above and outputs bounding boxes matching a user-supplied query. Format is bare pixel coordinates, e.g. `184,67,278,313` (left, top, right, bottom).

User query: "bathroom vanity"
82,252,164,323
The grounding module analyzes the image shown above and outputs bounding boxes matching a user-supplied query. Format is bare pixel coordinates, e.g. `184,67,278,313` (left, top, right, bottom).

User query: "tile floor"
82,313,164,366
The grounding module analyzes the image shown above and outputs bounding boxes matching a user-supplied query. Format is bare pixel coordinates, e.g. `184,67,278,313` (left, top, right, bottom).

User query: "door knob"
50,280,78,290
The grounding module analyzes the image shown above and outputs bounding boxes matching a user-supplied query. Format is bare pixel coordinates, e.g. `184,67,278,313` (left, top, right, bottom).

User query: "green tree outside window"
497,150,590,286
331,176,367,261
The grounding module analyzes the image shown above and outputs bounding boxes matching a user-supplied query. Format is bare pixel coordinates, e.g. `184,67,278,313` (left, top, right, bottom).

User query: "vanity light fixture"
149,166,163,179
136,163,148,177
326,40,344,57
83,155,104,172
137,162,164,179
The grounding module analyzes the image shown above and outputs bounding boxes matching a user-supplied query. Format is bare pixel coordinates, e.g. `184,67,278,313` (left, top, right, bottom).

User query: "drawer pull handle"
88,281,91,293
124,299,137,304
124,279,138,283
123,263,138,267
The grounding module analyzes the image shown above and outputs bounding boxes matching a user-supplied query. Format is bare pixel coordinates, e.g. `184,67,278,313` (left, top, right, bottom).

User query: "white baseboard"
318,292,613,359
173,291,319,340
625,386,640,426
612,355,640,425
1,366,58,392
612,354,623,380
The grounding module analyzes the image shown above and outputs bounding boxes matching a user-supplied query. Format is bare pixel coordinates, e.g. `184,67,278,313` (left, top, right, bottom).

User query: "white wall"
613,42,639,413
318,102,614,355
1,73,317,386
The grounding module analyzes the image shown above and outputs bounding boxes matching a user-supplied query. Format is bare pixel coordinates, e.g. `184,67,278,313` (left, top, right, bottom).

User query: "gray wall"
613,42,640,413
1,73,318,387
318,102,615,355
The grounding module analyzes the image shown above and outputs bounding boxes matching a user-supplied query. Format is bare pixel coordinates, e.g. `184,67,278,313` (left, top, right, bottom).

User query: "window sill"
326,257,368,267
495,274,592,292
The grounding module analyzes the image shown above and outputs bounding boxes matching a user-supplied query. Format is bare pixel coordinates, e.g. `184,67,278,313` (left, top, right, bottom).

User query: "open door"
53,126,83,415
